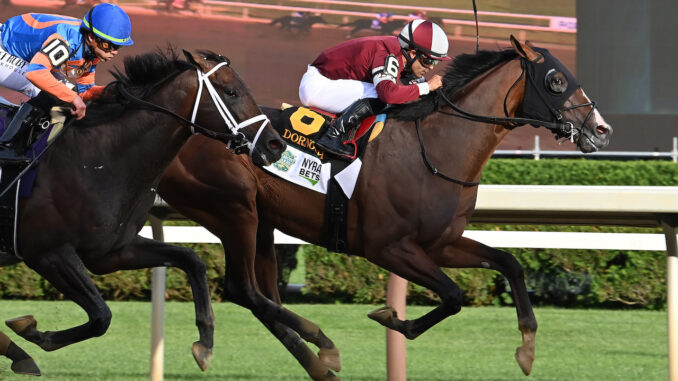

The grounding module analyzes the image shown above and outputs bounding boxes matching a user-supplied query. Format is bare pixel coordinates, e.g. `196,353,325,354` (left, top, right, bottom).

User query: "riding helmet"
398,20,450,61
82,3,134,46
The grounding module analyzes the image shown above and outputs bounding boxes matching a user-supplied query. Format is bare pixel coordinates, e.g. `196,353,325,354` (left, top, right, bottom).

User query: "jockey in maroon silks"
299,19,450,157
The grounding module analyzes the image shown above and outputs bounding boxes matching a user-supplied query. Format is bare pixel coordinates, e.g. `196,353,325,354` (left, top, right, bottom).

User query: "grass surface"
0,301,666,380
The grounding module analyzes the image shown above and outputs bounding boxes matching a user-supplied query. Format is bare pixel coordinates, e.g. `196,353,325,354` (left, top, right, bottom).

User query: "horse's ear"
183,49,199,67
510,35,543,63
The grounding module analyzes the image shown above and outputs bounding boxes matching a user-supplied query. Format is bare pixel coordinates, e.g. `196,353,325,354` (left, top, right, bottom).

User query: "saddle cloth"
0,101,66,257
263,105,386,198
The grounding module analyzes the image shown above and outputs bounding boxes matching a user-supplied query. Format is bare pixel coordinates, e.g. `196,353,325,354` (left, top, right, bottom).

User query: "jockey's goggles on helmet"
94,36,121,52
419,54,439,67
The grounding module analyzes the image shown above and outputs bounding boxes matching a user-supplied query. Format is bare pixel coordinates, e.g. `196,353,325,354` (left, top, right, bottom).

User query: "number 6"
384,55,399,78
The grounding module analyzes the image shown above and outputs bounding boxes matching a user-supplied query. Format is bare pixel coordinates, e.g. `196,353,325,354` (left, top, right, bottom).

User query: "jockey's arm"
25,36,79,104
75,69,104,102
371,54,429,104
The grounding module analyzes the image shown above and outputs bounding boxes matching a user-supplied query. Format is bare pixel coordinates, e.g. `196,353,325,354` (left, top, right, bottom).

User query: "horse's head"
182,50,285,165
510,36,612,153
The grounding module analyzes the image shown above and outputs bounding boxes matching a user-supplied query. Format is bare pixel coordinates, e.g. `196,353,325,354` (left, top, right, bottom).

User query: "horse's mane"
81,48,228,127
389,49,519,121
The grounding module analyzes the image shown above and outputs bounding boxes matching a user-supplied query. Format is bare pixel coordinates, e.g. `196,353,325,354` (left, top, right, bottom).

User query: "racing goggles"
419,54,440,67
95,37,122,53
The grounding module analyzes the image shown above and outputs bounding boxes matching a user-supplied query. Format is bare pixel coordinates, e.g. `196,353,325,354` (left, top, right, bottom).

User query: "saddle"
0,98,69,258
277,104,385,162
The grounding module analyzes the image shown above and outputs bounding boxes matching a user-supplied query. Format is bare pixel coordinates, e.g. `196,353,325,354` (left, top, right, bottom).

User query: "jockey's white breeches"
0,38,41,98
298,65,378,113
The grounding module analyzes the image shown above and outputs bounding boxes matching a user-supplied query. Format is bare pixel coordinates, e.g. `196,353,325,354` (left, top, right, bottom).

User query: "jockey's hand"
71,95,86,120
427,74,443,92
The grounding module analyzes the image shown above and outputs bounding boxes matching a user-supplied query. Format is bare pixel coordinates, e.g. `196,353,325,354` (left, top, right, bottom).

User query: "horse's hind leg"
432,237,537,375
0,331,40,376
85,236,215,371
253,225,340,378
8,246,113,351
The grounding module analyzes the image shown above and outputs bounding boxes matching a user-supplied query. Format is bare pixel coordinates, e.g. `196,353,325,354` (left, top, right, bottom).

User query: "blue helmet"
82,4,133,47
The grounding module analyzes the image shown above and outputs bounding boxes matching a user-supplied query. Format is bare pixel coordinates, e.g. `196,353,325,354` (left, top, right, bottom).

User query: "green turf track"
0,300,665,380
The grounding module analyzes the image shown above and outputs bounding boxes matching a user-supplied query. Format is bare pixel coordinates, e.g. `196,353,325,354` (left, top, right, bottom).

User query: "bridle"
437,57,596,142
118,60,270,156
416,54,598,187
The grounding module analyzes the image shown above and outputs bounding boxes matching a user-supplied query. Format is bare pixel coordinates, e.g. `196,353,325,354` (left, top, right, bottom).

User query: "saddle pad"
264,106,385,198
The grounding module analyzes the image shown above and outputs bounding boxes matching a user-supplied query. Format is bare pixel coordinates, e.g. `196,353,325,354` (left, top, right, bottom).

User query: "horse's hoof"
318,346,341,372
367,306,397,326
191,341,213,371
11,358,41,376
324,370,341,380
6,316,37,337
514,345,534,375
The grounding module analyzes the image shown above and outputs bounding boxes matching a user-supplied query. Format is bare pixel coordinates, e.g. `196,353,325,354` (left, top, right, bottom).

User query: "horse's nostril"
269,139,284,152
596,125,608,135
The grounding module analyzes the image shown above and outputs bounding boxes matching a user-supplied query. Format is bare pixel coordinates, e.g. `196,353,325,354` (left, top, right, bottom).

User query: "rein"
117,61,270,156
415,118,480,187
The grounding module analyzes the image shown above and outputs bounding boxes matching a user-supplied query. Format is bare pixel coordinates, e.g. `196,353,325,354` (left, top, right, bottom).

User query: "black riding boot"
315,98,384,157
0,103,43,162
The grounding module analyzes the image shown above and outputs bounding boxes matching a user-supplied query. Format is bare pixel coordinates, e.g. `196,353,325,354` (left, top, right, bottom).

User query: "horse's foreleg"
432,237,537,375
10,246,112,351
252,224,341,374
85,236,215,371
257,318,340,380
365,237,464,340
0,331,40,376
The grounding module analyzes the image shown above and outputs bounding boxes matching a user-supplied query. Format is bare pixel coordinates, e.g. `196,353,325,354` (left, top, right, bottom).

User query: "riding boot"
0,103,43,163
315,98,384,157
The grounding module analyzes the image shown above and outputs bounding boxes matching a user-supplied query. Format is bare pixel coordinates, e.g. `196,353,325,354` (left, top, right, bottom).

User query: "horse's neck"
62,77,193,195
443,59,526,180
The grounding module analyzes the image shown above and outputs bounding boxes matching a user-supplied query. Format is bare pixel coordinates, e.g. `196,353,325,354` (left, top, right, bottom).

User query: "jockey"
0,3,133,161
299,19,450,157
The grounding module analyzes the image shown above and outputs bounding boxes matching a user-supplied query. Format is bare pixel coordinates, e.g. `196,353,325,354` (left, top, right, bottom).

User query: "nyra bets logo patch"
264,146,330,194
298,157,322,185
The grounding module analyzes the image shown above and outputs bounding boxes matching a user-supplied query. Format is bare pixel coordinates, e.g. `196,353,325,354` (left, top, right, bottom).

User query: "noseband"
118,61,270,157
189,62,269,156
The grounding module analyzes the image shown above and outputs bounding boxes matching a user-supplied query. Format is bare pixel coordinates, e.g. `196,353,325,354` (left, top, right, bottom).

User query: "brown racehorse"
0,49,284,375
158,36,612,380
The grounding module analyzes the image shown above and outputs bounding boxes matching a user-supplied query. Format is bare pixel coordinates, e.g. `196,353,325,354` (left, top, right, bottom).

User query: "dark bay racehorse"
0,48,284,374
158,37,612,380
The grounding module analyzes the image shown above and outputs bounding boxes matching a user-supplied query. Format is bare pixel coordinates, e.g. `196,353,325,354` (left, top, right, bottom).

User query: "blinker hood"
520,47,580,126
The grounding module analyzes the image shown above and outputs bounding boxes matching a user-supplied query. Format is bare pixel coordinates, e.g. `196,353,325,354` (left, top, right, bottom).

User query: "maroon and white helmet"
398,19,451,61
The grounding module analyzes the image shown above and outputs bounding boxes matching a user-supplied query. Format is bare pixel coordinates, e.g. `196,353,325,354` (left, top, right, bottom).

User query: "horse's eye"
544,69,568,95
224,88,238,98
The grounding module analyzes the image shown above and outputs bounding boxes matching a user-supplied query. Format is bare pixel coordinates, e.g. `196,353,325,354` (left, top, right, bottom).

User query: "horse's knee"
90,309,112,337
188,255,207,276
500,255,527,284
440,285,463,315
